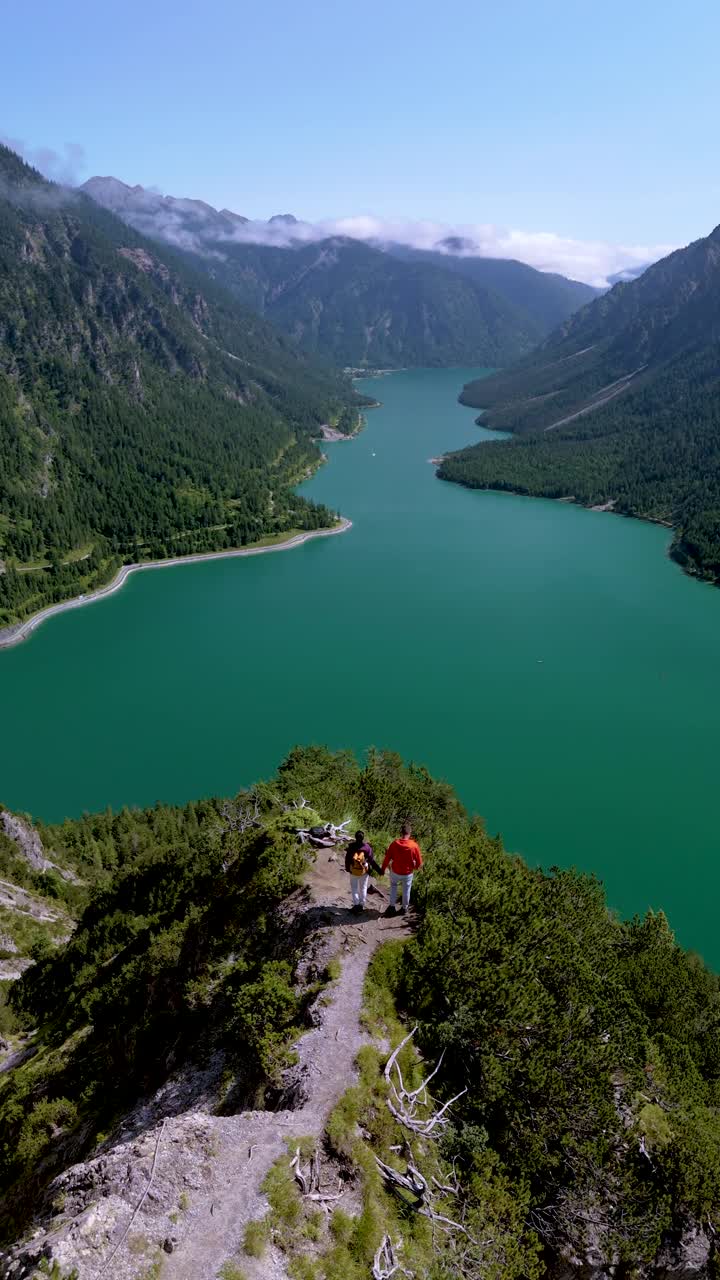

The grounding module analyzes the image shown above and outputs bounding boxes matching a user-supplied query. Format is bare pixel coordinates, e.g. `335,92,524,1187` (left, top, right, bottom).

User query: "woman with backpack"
345,830,382,914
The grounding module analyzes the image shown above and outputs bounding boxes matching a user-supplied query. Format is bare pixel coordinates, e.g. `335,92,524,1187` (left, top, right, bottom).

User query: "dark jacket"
345,839,381,876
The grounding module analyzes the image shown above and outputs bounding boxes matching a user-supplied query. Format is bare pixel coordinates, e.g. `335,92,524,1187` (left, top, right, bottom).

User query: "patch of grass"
242,1217,269,1258
37,1262,79,1279
261,1157,303,1246
637,1101,673,1149
302,1207,324,1242
325,955,342,982
325,1086,363,1160
178,1190,190,1211
217,1262,249,1280
288,1258,321,1280
127,1233,152,1256
139,1262,164,1280
329,1207,354,1246
0,904,65,958
287,1134,320,1161
360,940,408,1042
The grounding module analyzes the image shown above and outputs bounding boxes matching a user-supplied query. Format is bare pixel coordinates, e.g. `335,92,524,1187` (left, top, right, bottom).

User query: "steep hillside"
0,809,81,984
0,146,362,627
80,176,596,368
217,236,540,368
441,227,720,581
387,243,599,332
2,747,720,1277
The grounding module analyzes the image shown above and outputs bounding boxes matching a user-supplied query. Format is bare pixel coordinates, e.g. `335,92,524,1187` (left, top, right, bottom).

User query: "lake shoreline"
0,519,352,651
440,410,702,579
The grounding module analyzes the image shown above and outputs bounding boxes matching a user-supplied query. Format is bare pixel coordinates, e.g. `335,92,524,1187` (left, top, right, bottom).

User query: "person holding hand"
345,829,381,914
382,822,423,916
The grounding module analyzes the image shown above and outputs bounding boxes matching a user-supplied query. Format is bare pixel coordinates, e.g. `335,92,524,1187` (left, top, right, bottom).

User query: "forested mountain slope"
81,176,596,368
183,234,543,368
2,747,720,1276
441,226,720,581
387,243,599,333
0,145,362,627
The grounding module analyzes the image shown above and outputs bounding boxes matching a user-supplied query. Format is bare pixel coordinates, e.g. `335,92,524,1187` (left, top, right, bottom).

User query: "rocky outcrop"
0,811,48,872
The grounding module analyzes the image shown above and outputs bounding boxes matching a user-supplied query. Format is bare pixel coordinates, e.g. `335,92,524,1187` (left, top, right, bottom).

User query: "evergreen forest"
0,145,364,628
447,226,720,581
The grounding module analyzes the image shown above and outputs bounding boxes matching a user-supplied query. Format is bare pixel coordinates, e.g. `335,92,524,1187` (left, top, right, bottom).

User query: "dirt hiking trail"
165,858,410,1280
1,855,411,1280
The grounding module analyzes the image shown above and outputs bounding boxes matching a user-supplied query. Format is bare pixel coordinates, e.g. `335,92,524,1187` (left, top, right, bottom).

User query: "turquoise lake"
1,367,719,963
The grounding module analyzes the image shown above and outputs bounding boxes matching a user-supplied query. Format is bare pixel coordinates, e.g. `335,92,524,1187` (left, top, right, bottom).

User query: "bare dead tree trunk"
384,1028,467,1136
372,1233,414,1278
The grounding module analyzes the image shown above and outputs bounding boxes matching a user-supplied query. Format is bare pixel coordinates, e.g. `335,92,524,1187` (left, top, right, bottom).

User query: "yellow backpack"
350,848,367,876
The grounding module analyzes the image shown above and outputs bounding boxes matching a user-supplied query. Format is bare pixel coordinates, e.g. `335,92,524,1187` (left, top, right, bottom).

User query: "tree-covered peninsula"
441,226,720,582
2,748,720,1276
0,145,365,628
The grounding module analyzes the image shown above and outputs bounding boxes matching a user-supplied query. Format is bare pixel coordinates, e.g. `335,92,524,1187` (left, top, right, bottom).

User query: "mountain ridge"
0,144,362,627
80,174,599,368
440,222,720,581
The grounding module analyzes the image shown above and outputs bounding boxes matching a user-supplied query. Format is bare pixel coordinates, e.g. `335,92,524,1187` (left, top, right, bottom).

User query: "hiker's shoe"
398,906,407,916
385,905,397,917
352,903,362,914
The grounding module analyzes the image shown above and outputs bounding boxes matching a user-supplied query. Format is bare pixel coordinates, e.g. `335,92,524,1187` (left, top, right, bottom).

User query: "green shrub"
242,1217,269,1258
329,1207,354,1246
325,1086,362,1159
217,1261,248,1280
16,1097,78,1167
288,1259,321,1280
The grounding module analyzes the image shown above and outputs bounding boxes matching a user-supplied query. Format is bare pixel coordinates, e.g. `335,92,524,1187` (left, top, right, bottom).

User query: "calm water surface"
2,367,719,961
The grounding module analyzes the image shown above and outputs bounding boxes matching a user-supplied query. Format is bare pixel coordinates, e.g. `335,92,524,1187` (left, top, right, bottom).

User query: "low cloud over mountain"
79,175,672,288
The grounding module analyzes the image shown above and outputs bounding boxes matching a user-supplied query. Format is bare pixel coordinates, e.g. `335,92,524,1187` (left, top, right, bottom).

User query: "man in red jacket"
381,822,423,916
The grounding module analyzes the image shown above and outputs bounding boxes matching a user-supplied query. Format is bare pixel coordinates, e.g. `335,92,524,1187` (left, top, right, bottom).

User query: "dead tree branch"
375,1156,476,1243
220,794,260,833
297,818,352,849
373,1233,414,1278
289,1147,344,1203
384,1029,467,1136
285,794,309,811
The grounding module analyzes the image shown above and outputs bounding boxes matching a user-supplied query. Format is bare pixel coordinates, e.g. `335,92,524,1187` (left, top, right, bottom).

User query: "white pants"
350,873,368,906
389,871,413,909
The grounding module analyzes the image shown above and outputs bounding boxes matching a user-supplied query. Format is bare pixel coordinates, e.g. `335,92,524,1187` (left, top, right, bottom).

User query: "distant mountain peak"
435,235,479,255
81,175,147,204
269,213,299,225
220,208,249,225
606,264,650,285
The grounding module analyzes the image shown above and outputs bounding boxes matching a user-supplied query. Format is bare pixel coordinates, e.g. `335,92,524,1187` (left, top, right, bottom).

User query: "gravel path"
0,863,409,1280
0,519,352,650
166,898,409,1280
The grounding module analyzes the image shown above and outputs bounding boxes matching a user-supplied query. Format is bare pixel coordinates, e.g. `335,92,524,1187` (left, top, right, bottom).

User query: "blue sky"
3,0,719,281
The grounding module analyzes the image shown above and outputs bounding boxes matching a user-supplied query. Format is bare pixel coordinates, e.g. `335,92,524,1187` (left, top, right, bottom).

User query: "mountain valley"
80,176,599,369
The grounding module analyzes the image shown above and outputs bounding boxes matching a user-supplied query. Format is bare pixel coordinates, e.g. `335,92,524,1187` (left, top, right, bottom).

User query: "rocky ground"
0,857,410,1280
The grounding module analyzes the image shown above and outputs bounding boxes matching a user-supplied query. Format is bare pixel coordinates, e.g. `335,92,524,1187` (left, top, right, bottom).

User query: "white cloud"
221,213,674,287
1,136,86,186
2,135,670,287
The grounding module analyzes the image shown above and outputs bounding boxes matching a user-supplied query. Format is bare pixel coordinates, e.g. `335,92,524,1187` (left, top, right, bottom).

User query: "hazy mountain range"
80,176,599,369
